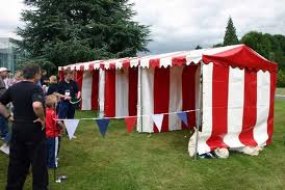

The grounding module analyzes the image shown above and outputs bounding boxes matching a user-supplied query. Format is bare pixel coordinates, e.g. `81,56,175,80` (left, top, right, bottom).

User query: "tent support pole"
98,68,105,118
137,66,143,132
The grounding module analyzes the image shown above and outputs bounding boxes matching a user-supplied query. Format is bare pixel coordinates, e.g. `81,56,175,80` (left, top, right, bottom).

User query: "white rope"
57,108,201,121
57,105,252,121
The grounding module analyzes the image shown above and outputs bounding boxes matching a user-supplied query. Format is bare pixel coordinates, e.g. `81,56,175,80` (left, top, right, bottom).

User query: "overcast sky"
1,0,284,54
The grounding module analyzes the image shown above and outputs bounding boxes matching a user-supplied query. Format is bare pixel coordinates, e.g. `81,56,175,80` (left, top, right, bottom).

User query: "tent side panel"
58,70,64,81
206,63,229,150
75,70,83,109
153,67,170,132
81,71,93,110
198,63,213,154
195,65,202,128
91,70,99,110
104,69,116,117
253,71,271,146
266,72,277,145
140,68,155,133
129,68,138,116
115,69,129,117
168,66,183,131
223,67,245,148
182,65,198,129
239,71,258,146
98,69,105,117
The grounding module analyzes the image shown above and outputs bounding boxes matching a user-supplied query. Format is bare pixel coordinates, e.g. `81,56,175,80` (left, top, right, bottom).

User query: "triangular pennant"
124,117,137,133
151,114,164,132
96,118,110,137
64,119,80,140
177,111,188,126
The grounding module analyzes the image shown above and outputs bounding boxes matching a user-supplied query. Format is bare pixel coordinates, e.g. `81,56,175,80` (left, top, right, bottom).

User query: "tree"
195,45,202,50
223,17,239,46
241,31,285,87
18,0,150,72
212,43,223,48
241,31,271,58
241,32,285,68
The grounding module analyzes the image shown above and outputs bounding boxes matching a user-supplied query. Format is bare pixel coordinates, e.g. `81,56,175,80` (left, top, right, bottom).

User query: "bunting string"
57,108,201,121
57,105,264,138
57,105,251,121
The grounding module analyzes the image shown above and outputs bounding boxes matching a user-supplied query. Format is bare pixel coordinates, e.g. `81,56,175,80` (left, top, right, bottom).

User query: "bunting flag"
64,119,80,140
124,117,137,133
177,112,188,126
96,118,110,137
151,114,164,132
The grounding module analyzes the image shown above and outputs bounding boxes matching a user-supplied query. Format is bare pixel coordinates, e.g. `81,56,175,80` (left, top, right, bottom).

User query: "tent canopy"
59,44,277,72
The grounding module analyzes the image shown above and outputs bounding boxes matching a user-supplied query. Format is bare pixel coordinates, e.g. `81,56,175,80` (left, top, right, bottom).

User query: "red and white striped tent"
59,44,278,154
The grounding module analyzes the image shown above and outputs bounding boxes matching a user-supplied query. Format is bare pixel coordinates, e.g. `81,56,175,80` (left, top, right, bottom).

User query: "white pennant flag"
64,119,80,140
151,114,164,132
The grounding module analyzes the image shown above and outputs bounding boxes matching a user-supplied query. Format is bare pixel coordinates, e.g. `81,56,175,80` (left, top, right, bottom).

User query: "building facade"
0,38,20,72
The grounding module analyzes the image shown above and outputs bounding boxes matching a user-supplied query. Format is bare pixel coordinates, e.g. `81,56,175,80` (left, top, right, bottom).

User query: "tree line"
16,1,285,86
211,17,285,87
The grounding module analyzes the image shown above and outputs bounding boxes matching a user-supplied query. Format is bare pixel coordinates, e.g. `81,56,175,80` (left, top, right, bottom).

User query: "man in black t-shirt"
0,64,48,190
57,69,80,119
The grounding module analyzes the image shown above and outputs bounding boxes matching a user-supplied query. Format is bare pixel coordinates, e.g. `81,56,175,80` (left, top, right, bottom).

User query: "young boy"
47,75,58,96
45,95,64,168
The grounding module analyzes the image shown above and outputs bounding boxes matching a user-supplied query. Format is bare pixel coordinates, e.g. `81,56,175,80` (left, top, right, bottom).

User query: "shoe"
72,136,77,139
199,152,215,159
0,144,10,155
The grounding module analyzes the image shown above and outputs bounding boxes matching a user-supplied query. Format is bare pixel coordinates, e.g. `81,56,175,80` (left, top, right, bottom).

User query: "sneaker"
72,136,77,139
199,152,215,159
0,144,10,155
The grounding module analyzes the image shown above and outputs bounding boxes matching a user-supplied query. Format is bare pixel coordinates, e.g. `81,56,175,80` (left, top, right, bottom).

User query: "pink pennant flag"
124,117,137,133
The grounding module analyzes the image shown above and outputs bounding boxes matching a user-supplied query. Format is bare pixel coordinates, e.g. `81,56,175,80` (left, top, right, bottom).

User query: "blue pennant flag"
177,112,188,126
96,118,110,137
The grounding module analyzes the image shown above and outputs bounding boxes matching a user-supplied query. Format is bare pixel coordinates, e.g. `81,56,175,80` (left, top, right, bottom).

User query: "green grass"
276,88,285,95
1,100,285,190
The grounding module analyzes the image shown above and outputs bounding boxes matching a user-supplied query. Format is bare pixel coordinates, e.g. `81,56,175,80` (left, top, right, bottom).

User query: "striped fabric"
138,65,200,133
197,63,276,154
75,70,99,111
60,44,277,153
104,68,138,117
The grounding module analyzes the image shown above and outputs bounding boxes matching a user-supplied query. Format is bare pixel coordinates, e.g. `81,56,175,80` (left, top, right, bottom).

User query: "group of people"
0,64,80,190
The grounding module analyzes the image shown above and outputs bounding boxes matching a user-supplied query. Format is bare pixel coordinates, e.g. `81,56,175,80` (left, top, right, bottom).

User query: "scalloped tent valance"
58,44,277,73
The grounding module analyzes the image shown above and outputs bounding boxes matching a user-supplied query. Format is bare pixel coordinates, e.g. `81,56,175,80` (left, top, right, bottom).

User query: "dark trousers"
0,115,8,138
6,124,48,190
46,137,58,169
58,101,75,119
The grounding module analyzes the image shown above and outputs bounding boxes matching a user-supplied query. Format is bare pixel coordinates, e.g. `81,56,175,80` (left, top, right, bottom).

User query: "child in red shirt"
45,95,64,168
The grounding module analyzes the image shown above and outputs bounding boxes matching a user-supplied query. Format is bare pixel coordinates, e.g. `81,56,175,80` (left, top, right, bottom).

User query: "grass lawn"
276,88,285,95
0,99,284,190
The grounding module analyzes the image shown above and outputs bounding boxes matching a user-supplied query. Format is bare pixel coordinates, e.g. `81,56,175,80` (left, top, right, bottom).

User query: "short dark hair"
64,68,73,75
22,64,41,79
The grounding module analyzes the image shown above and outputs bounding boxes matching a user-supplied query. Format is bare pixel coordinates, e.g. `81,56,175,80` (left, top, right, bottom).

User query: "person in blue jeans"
56,68,80,120
0,67,10,140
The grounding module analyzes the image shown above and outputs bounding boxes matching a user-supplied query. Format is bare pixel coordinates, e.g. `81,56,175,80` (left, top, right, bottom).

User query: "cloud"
0,0,24,39
1,0,284,53
131,0,285,53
